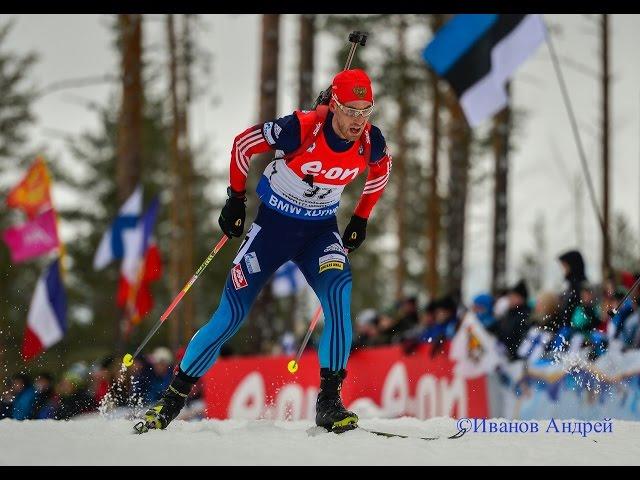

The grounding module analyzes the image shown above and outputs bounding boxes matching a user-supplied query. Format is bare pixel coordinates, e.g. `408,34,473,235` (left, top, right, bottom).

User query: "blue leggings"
180,203,353,377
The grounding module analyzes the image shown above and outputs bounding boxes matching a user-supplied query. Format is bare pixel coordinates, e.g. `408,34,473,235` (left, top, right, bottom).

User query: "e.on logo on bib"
300,161,359,182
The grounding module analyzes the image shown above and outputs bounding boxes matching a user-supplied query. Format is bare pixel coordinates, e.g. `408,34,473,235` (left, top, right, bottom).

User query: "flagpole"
543,21,607,255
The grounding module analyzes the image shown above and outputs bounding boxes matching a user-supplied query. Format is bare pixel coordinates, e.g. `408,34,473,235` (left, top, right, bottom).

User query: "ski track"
1,416,639,465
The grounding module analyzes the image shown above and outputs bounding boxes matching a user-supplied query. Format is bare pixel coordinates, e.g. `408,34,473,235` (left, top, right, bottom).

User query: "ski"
358,426,467,441
306,424,467,441
134,422,468,440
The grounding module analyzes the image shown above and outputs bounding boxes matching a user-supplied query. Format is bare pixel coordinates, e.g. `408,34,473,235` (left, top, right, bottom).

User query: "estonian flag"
22,258,67,360
423,14,546,127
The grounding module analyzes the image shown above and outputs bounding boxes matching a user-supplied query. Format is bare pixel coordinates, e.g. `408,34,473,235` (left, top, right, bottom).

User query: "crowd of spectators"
3,248,639,421
350,249,640,365
0,347,203,421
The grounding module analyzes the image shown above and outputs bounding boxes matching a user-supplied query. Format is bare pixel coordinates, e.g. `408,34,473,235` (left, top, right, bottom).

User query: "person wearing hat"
146,347,174,404
54,364,97,420
351,308,383,350
557,249,588,330
471,293,497,333
141,69,392,434
6,373,35,420
420,296,459,348
496,279,531,361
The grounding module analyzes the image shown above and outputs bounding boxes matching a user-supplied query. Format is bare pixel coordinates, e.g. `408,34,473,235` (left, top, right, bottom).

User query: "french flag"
93,186,143,270
22,258,67,361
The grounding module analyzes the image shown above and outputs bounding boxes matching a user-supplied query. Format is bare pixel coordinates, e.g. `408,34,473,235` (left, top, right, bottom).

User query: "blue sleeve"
262,113,302,155
369,125,387,163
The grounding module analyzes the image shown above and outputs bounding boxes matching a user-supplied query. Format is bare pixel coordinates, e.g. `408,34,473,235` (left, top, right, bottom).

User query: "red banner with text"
202,343,488,421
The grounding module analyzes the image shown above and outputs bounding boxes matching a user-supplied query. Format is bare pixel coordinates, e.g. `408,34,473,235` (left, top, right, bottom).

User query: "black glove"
342,215,367,252
218,187,246,238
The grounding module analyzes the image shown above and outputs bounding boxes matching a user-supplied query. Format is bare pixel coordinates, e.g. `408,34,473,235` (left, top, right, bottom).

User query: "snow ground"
1,416,639,465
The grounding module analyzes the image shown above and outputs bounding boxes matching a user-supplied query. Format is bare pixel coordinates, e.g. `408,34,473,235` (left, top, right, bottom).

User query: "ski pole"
287,249,350,374
608,274,640,317
122,234,230,368
287,305,323,374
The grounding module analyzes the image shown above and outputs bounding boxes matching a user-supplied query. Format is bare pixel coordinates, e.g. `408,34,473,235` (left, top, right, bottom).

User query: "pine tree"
3,16,223,377
0,20,41,374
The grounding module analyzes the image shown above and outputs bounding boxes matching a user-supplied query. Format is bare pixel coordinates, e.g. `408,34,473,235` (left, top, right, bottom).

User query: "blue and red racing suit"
180,109,392,376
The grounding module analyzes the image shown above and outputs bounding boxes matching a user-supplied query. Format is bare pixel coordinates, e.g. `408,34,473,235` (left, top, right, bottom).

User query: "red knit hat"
331,69,373,104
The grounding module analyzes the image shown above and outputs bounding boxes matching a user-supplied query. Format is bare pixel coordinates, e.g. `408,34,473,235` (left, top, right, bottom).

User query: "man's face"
34,377,51,392
11,379,25,394
509,292,524,307
330,98,373,141
580,288,594,304
153,361,170,375
435,308,450,324
419,311,435,327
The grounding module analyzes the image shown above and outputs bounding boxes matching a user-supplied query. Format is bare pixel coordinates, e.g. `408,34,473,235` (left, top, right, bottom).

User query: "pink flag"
2,208,60,263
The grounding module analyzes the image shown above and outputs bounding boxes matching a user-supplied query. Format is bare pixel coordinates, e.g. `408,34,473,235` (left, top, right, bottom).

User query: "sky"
4,13,640,301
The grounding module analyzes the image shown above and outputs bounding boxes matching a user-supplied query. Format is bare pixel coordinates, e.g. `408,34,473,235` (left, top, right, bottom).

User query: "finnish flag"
93,186,143,270
272,261,307,298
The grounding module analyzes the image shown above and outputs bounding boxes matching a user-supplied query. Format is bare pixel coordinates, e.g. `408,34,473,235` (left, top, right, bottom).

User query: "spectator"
54,363,97,420
420,296,459,346
90,356,116,406
532,291,561,329
518,291,558,363
146,347,174,404
393,296,419,341
493,289,511,317
8,373,36,420
377,296,419,344
497,280,531,361
352,308,383,350
609,272,639,342
557,250,587,330
30,373,57,419
571,283,600,335
0,378,13,419
398,300,438,354
280,332,297,356
375,305,399,344
472,293,498,334
404,300,437,340
129,356,154,406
